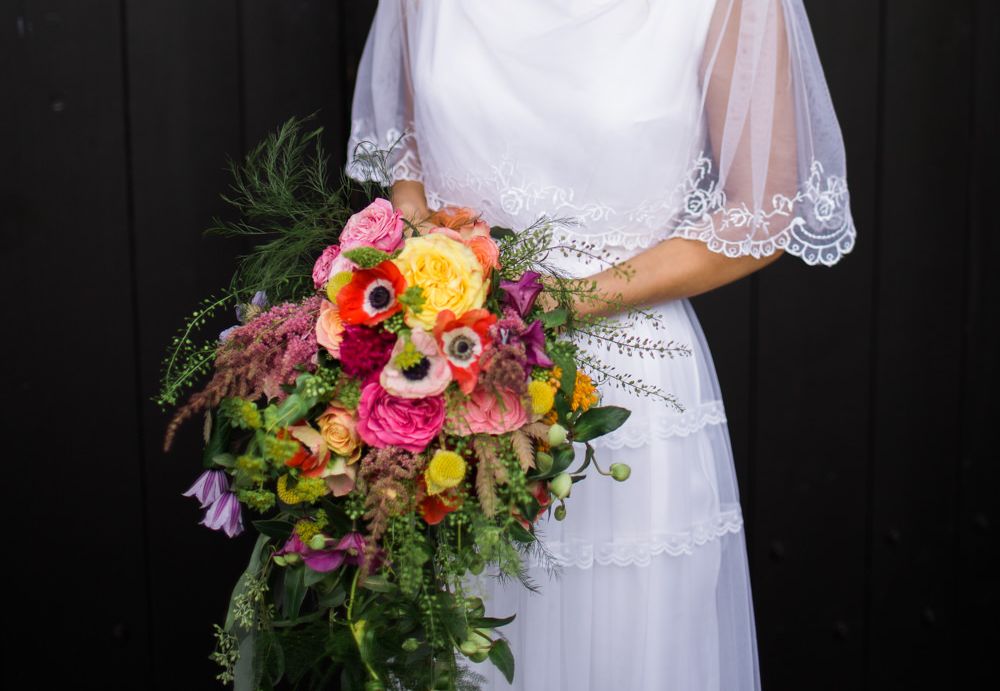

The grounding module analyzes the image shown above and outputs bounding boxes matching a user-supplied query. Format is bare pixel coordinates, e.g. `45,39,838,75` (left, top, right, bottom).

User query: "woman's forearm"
576,237,783,318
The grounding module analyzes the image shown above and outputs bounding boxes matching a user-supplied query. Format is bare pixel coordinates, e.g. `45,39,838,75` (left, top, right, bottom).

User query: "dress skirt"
464,245,762,690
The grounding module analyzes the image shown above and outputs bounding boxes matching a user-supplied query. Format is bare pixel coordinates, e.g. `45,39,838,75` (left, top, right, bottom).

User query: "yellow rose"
392,233,487,330
316,404,362,463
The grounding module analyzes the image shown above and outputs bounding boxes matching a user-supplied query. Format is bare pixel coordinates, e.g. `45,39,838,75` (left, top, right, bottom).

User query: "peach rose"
315,299,344,358
317,404,362,463
466,234,500,276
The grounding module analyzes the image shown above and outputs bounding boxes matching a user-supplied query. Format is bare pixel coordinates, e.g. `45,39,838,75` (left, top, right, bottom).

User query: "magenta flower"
356,382,446,453
199,491,244,538
517,319,554,368
500,271,543,316
182,469,229,509
334,532,367,567
273,531,370,572
338,325,397,382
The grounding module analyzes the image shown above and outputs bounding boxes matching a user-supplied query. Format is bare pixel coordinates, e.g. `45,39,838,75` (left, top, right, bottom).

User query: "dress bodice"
403,0,718,249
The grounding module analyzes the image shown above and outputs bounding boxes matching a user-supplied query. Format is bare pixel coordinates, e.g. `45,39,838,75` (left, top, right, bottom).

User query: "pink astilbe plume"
358,446,424,546
164,296,322,451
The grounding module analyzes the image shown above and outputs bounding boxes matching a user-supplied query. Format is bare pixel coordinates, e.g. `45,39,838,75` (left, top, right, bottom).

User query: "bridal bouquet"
158,118,686,691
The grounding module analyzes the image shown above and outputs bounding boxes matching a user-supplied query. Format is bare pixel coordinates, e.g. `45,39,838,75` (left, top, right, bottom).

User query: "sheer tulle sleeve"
670,0,856,266
345,0,423,186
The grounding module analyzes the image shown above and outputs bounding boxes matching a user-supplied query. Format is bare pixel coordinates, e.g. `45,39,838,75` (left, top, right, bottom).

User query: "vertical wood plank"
751,1,881,688
868,1,974,687
240,0,344,163
955,0,999,685
0,1,151,686
123,1,252,686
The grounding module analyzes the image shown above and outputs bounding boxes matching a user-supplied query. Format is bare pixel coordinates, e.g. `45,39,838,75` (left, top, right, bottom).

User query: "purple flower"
199,491,244,538
182,469,230,509
335,532,367,567
220,290,269,342
500,271,544,317
517,319,554,368
273,530,371,572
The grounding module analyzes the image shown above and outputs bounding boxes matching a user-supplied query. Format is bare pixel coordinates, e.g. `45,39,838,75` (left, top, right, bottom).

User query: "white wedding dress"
346,1,856,689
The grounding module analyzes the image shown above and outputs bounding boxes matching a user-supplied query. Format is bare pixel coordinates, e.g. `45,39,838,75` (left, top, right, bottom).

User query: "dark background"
3,1,997,689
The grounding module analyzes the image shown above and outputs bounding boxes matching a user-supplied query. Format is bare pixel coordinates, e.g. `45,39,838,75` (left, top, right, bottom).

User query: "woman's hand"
391,180,434,235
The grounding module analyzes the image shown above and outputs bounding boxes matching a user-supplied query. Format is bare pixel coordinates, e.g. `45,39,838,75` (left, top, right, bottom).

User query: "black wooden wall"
3,1,996,689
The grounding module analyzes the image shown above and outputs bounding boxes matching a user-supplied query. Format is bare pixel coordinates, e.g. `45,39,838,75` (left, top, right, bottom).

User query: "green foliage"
208,115,355,303
571,405,631,442
342,246,400,268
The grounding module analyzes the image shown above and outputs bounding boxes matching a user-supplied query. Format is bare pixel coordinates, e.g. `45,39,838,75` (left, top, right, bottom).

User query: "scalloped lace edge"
589,400,727,449
529,507,745,569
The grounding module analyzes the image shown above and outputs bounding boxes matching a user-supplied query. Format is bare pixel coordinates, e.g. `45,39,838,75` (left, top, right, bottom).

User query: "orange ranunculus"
428,206,484,234
416,474,463,525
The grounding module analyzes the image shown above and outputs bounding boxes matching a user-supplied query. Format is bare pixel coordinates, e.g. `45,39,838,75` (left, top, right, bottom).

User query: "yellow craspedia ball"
392,234,486,330
527,380,556,415
425,449,467,495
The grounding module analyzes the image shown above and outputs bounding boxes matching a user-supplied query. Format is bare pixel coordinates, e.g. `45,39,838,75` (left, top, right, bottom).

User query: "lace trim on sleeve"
670,153,857,267
346,118,425,186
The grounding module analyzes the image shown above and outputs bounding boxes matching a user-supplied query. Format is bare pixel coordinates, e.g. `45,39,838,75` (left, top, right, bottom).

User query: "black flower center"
448,335,475,362
368,285,392,310
402,356,431,381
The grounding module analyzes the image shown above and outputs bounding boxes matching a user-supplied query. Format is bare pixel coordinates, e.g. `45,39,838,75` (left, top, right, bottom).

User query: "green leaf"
572,405,631,442
342,246,397,268
212,453,237,468
488,639,515,683
303,566,329,588
507,521,535,544
281,567,307,620
537,308,568,329
471,614,516,629
252,519,294,541
225,534,270,632
531,444,576,481
202,412,231,469
316,584,346,609
359,574,398,593
490,226,515,240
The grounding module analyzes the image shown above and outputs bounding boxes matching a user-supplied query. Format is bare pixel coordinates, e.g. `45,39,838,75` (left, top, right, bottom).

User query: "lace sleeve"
346,0,423,187
671,0,856,266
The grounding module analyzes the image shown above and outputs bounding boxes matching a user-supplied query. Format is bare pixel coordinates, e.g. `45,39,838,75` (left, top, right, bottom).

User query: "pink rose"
356,382,446,453
450,386,527,435
312,244,342,290
316,299,344,358
340,198,405,253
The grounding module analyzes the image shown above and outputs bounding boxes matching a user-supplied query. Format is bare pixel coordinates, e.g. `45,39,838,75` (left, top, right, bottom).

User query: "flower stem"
346,568,380,683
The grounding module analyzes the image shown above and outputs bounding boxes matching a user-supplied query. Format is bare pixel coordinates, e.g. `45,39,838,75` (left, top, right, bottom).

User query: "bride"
346,1,855,688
